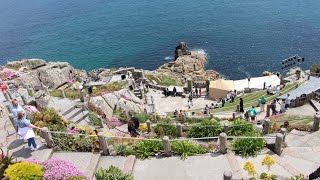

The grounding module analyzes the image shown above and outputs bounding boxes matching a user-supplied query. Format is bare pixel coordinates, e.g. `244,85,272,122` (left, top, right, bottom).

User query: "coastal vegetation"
95,166,133,180
145,74,177,86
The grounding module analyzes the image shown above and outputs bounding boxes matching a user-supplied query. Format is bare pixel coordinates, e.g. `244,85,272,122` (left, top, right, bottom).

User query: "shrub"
231,132,265,157
51,134,100,152
227,119,256,136
114,143,134,156
188,119,223,138
95,166,133,180
138,123,148,133
135,113,149,123
171,141,207,160
134,140,163,160
4,162,43,180
154,124,177,138
30,109,68,131
287,123,312,132
88,112,102,127
42,158,89,180
0,148,16,178
260,172,268,179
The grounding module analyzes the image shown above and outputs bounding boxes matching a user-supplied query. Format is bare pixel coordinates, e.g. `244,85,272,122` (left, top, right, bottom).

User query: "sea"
1,0,320,79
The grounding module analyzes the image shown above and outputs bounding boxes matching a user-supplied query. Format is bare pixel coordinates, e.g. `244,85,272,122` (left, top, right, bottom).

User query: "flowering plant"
243,161,256,178
262,155,275,174
42,158,90,180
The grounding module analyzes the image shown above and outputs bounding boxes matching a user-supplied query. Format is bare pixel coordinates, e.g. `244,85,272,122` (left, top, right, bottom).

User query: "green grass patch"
145,74,177,86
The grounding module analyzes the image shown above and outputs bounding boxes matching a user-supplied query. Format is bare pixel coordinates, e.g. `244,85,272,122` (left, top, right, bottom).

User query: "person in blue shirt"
16,111,42,150
11,99,26,120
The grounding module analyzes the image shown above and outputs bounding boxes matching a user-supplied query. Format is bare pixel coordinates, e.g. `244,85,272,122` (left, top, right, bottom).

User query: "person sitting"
210,103,215,109
128,120,140,137
280,99,286,113
204,104,209,115
246,106,257,121
130,113,140,129
178,110,183,117
173,109,178,118
267,85,272,95
272,85,281,94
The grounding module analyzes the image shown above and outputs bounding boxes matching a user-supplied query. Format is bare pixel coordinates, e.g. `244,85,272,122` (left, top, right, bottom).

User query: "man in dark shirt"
130,113,140,129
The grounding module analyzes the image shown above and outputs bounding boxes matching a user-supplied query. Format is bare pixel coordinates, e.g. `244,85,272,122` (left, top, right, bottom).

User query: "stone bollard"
263,119,270,135
312,114,320,131
210,113,214,119
21,95,27,105
40,127,54,148
232,112,236,120
177,123,183,137
162,136,171,157
236,105,240,112
275,133,284,156
263,82,266,90
60,89,66,98
266,105,271,117
280,128,287,142
182,114,186,124
7,90,13,100
153,114,157,123
9,114,18,132
98,132,109,156
308,75,311,80
223,171,232,180
219,133,227,154
3,92,10,101
146,120,152,133
224,123,229,133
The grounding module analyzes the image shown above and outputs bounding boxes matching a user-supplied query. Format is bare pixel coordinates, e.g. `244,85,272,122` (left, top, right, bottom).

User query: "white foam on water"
192,49,208,56
164,56,173,60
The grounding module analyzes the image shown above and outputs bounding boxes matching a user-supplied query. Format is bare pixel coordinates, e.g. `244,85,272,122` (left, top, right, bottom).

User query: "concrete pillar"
280,128,287,142
312,114,320,131
263,119,270,135
210,113,214,119
224,123,229,133
146,120,152,133
153,114,157,123
9,114,18,132
162,136,171,157
232,112,236,120
6,104,11,113
60,89,66,98
177,123,183,137
181,114,186,124
263,82,266,90
98,132,109,156
219,133,227,154
40,127,53,148
21,95,27,105
236,105,240,112
223,171,232,180
275,133,284,156
266,104,271,117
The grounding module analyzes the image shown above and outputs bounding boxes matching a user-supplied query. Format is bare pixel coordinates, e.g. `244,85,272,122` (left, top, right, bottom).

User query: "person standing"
271,99,278,115
239,98,244,113
199,88,202,97
11,99,26,120
231,94,235,103
221,97,226,107
16,111,42,150
166,88,170,97
195,88,198,97
260,96,267,112
189,94,193,106
285,94,291,109
173,87,177,97
130,113,140,129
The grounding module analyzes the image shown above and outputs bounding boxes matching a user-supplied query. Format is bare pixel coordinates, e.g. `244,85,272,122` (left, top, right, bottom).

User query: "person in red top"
0,84,7,92
199,88,202,97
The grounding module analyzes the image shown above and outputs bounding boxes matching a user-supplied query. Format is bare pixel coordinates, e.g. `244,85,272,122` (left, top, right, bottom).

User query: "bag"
18,127,35,140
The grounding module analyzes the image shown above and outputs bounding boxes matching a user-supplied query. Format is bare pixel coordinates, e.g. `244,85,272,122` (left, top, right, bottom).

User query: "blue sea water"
1,0,320,79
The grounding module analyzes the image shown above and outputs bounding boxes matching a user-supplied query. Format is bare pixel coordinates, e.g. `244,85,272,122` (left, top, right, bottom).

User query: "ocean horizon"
1,0,320,79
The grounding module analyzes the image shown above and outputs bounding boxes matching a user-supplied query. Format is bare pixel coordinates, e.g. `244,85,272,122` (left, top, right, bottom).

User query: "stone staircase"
61,103,89,124
310,91,320,112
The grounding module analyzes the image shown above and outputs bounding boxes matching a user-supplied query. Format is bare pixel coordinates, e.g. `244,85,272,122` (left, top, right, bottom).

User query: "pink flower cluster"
22,159,42,165
42,158,91,180
68,127,79,134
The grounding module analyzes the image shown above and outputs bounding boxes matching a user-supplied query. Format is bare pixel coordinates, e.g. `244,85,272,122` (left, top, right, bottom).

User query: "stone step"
310,99,320,112
51,152,101,179
64,107,83,121
62,105,77,116
71,110,89,124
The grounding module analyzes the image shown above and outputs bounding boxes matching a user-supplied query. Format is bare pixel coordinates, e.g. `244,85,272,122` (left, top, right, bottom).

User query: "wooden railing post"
219,133,227,154
275,133,283,156
232,112,236,120
312,114,320,131
98,132,109,156
177,123,183,137
263,119,270,135
223,171,232,180
40,127,53,148
280,128,287,142
224,123,229,133
181,114,186,124
60,89,66,98
162,136,171,157
153,114,157,123
266,105,271,117
146,120,152,133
